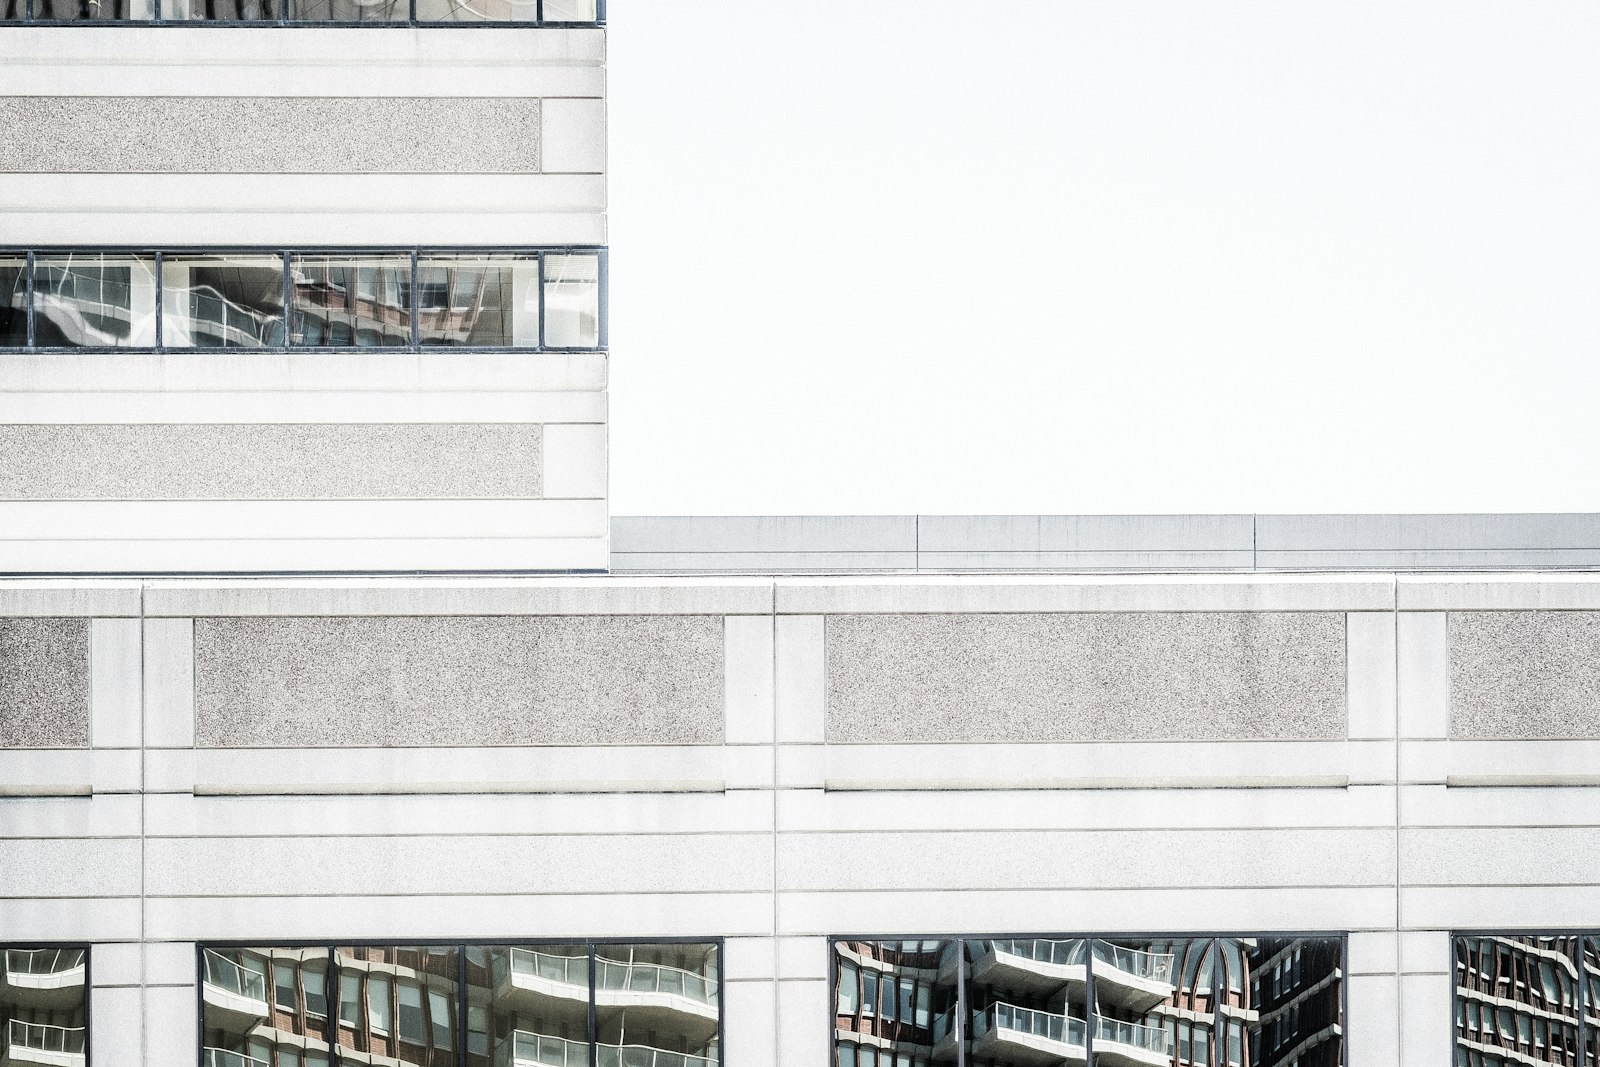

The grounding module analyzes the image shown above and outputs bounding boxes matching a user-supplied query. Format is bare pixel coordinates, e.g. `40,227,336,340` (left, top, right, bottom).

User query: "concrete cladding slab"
0,618,89,748
193,615,724,747
1450,611,1600,739
0,424,541,500
825,612,1346,743
0,97,539,174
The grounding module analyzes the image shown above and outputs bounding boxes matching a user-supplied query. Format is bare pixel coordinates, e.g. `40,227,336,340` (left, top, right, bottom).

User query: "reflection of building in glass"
1,0,593,21
1453,934,1600,1067
31,255,157,348
834,937,1342,1067
1,946,89,1067
201,943,720,1067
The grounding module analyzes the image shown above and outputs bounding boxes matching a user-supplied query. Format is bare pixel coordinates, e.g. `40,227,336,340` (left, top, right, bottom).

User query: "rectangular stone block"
0,97,540,174
825,612,1346,742
194,615,724,747
0,424,542,501
1450,611,1600,739
0,617,89,748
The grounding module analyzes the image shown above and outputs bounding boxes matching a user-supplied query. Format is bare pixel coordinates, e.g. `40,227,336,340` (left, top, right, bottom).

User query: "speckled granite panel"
193,616,724,747
0,97,539,174
1450,611,1600,739
0,424,541,500
825,612,1346,742
0,618,89,748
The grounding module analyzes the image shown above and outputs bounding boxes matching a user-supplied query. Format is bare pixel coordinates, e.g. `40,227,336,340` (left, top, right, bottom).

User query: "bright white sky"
608,1,1600,516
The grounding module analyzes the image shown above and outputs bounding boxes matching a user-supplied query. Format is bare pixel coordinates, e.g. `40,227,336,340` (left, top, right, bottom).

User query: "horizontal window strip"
0,247,606,353
0,0,601,24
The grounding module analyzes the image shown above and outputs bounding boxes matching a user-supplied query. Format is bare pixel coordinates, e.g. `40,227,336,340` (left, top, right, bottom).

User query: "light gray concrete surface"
825,612,1346,742
1449,611,1600,739
0,97,540,173
0,424,542,500
0,617,89,748
192,615,724,747
612,514,1600,573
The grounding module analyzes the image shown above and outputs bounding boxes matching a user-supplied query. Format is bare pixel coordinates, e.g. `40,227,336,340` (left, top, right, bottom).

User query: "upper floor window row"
1,0,599,24
0,248,605,352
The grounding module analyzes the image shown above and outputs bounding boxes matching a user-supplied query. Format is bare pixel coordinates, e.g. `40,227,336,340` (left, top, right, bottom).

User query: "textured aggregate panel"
0,618,89,748
1449,611,1600,739
0,97,540,174
194,616,724,747
825,612,1346,742
0,424,541,500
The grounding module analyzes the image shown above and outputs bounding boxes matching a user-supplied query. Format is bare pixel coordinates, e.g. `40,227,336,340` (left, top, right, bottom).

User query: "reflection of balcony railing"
973,1002,1086,1049
988,940,1088,968
597,957,718,1005
1091,942,1175,985
509,947,588,989
203,1049,269,1067
1095,1016,1172,1056
202,949,267,1002
8,1020,87,1055
495,1032,716,1067
5,948,86,976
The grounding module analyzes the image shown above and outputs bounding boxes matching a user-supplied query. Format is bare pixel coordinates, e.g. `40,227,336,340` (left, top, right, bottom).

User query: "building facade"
3,6,1600,1067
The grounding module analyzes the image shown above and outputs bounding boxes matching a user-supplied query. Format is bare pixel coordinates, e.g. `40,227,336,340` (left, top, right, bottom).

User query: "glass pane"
832,942,953,1067
1089,939,1191,1067
33,254,156,347
172,0,403,18
416,254,537,347
203,948,330,1067
1,947,88,1065
1243,937,1344,1067
413,0,534,23
597,943,719,1067
541,0,596,19
959,938,1087,1066
1457,935,1579,1067
332,945,457,1066
1587,937,1600,1067
27,0,153,18
0,257,24,347
472,944,591,1067
542,253,601,347
162,254,287,348
290,254,410,348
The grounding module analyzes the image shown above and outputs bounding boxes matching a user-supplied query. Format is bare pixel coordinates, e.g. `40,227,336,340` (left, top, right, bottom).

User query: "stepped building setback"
3,8,1600,1067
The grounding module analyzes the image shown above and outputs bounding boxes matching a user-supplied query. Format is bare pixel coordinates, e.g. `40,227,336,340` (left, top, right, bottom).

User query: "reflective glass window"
290,254,410,347
1456,935,1582,1067
543,252,601,347
473,944,591,1067
542,0,596,18
162,254,287,348
1,947,89,1066
416,254,539,347
0,257,24,347
596,943,720,1067
203,948,330,1067
22,0,154,18
329,945,458,1066
413,0,535,22
833,941,955,1067
32,253,156,347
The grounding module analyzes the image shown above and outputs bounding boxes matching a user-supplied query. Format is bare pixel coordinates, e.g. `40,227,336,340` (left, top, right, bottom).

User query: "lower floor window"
199,941,720,1067
832,935,1344,1067
1,944,89,1064
1453,933,1600,1067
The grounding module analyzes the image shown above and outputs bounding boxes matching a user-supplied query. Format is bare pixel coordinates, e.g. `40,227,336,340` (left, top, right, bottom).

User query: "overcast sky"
608,1,1600,516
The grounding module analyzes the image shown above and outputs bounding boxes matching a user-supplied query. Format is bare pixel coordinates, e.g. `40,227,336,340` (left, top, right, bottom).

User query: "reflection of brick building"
1453,935,1600,1067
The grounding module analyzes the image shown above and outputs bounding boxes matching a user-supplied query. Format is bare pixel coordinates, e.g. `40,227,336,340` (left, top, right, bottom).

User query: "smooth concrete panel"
0,617,89,748
1450,611,1600,739
145,984,200,1067
1397,612,1448,739
775,616,825,744
0,424,542,500
146,833,770,897
1346,611,1397,740
0,838,141,897
1345,973,1400,1067
723,977,779,1067
0,897,142,941
194,615,724,748
90,985,141,1067
826,612,1346,743
143,618,195,749
1401,827,1600,887
775,979,830,1067
540,97,606,173
0,794,140,838
0,581,142,617
776,828,1397,892
0,97,540,173
725,615,776,745
89,619,141,749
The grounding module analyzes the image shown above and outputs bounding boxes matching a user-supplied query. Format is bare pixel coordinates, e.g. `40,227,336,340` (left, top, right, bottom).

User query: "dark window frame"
0,246,606,354
194,937,722,1067
829,931,1349,1067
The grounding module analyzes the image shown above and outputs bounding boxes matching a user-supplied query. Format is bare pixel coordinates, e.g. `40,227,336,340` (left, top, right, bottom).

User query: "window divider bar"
24,250,35,349
455,946,468,1067
1084,941,1095,1067
536,250,547,352
955,941,968,1067
152,250,163,350
1211,938,1223,1067
596,247,608,350
588,944,598,1067
281,250,294,349
409,250,420,347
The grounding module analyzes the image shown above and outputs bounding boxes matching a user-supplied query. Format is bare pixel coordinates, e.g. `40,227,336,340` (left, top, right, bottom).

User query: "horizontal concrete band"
0,423,542,500
0,96,540,173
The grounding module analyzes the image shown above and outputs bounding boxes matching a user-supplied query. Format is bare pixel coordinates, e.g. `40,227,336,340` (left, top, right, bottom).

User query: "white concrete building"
3,10,1600,1067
